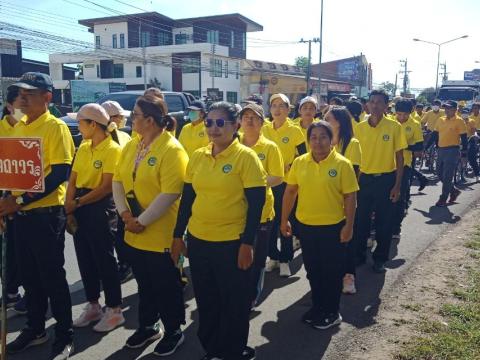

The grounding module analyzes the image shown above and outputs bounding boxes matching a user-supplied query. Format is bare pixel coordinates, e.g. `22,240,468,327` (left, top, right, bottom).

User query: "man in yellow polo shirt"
0,72,75,359
354,89,407,273
471,102,480,130
426,100,468,206
421,99,444,131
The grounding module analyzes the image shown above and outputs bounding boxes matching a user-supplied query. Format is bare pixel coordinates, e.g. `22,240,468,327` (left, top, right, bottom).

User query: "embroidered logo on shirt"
199,132,205,137
328,169,337,177
383,134,390,141
258,153,266,160
147,157,157,166
222,164,233,173
282,137,290,143
93,160,102,169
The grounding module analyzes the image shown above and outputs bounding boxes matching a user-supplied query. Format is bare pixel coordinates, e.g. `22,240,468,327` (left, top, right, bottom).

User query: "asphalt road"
5,171,480,360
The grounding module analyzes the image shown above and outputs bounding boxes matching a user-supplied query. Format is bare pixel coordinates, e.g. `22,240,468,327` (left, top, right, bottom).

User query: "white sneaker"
93,307,125,332
265,259,279,272
279,262,291,277
73,303,102,327
292,236,301,251
342,274,357,294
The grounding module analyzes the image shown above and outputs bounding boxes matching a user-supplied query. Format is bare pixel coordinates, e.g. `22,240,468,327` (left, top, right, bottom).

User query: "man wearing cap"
0,72,75,359
426,100,468,206
295,96,320,149
178,100,209,157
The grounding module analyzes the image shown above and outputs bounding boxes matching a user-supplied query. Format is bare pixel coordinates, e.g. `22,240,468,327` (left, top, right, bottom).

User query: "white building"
49,12,263,103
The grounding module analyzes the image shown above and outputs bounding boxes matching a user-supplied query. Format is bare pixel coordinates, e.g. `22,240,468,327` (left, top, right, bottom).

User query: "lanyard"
132,140,150,182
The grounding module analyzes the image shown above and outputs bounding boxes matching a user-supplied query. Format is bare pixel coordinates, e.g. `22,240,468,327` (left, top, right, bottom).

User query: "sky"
1,0,479,92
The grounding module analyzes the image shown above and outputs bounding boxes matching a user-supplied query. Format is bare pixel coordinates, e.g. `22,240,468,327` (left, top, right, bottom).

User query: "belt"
17,205,64,216
362,171,395,178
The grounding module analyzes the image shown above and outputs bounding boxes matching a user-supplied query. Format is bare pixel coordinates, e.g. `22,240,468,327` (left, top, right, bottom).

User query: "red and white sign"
0,137,44,192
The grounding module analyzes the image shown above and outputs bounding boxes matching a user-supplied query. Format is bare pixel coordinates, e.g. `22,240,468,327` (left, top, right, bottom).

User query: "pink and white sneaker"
73,303,102,327
93,307,125,332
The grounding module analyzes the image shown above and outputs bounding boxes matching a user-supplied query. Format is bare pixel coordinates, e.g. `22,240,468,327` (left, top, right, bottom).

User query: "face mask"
189,111,200,122
12,108,24,121
432,105,440,111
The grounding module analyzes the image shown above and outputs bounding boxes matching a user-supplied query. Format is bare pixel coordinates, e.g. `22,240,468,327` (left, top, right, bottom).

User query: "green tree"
379,81,396,96
295,56,309,73
417,87,436,104
148,77,163,90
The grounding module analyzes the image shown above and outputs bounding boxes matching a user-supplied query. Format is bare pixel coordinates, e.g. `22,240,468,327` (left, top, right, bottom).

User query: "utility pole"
393,73,398,97
300,38,320,95
399,58,412,96
138,20,147,90
440,62,448,82
211,43,216,91
317,0,324,99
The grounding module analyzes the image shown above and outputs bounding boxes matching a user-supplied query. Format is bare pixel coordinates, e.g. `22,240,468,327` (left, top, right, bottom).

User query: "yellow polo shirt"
470,113,480,129
242,135,284,223
422,110,445,131
434,116,467,148
117,130,131,148
262,119,305,171
113,131,188,252
0,116,16,136
287,149,359,225
186,139,266,241
355,116,407,174
399,116,423,167
178,121,209,157
466,118,477,137
12,111,74,210
335,137,361,166
351,118,358,136
294,118,320,151
359,112,367,122
72,136,121,189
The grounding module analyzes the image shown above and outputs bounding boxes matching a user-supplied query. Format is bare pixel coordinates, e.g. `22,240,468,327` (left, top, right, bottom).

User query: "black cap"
443,100,458,109
187,100,206,112
12,72,53,92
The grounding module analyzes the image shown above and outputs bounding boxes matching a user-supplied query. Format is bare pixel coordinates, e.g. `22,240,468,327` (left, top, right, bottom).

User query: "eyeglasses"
131,111,145,118
204,118,235,128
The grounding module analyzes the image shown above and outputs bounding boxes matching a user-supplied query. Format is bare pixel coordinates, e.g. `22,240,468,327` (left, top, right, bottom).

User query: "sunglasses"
204,118,236,128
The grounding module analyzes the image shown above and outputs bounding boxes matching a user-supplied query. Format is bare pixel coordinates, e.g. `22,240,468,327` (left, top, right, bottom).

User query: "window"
158,31,172,45
175,33,188,45
207,30,219,44
268,63,276,70
185,90,200,98
235,62,239,79
281,64,289,71
242,33,246,51
210,58,222,77
113,63,124,78
253,61,263,68
112,34,117,49
120,34,125,48
224,61,228,78
95,35,100,49
182,57,200,73
227,91,238,104
96,64,100,77
141,31,151,47
136,66,142,78
231,31,235,47
164,94,184,112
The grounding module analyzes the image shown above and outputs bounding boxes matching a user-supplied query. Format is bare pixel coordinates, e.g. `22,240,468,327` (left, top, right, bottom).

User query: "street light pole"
413,35,468,96
317,0,324,99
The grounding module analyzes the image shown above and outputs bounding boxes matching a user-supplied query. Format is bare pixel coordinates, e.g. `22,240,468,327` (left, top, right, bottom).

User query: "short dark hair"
306,120,333,142
415,103,424,108
369,89,389,104
433,99,442,105
346,100,363,122
330,97,344,105
395,98,414,113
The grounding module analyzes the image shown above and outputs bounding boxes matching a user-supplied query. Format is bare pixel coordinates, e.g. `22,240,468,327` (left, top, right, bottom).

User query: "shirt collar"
205,138,241,159
306,148,337,164
18,111,51,130
91,136,112,152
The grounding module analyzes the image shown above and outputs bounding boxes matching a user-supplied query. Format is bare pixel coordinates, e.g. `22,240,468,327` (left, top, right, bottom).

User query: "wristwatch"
15,196,24,206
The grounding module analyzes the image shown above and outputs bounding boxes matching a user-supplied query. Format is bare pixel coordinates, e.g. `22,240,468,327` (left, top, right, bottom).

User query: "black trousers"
297,221,346,317
73,196,121,308
14,208,73,341
392,166,412,235
126,244,185,333
188,234,251,360
345,212,359,276
251,221,272,303
1,218,21,295
114,216,130,268
356,172,396,264
268,183,293,263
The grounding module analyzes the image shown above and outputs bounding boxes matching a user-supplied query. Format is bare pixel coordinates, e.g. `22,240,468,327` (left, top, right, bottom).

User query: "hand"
390,185,401,203
340,225,353,243
120,210,133,223
237,244,254,270
124,217,145,234
280,221,292,237
171,237,187,264
64,199,77,215
0,196,21,217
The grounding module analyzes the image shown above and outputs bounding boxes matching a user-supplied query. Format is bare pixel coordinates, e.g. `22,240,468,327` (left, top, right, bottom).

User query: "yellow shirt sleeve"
240,150,267,188
71,143,86,174
293,126,306,147
104,145,122,174
266,144,285,178
347,139,362,166
395,123,408,153
340,161,360,194
160,146,188,193
286,158,299,185
456,118,467,135
49,123,74,165
113,141,132,182
185,149,200,183
412,122,424,144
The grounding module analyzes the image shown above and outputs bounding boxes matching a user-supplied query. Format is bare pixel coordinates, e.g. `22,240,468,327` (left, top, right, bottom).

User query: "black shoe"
242,346,256,359
153,329,184,356
51,338,74,360
119,265,133,284
125,324,162,348
312,313,342,330
7,328,49,354
13,295,27,315
372,261,386,273
0,293,21,309
301,308,314,324
418,177,428,191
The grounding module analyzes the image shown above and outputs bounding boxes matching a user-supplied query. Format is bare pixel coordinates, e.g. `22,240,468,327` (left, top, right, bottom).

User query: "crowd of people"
0,71,475,360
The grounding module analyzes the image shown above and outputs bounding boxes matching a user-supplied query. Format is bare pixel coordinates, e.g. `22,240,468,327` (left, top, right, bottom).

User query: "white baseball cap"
269,93,291,108
101,100,131,117
299,96,318,110
68,103,110,126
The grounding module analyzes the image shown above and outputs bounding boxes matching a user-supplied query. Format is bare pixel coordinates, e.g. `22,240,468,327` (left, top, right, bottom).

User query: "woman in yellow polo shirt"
64,104,124,333
172,101,266,360
281,121,358,330
239,102,284,307
263,93,306,277
112,95,188,356
325,106,362,295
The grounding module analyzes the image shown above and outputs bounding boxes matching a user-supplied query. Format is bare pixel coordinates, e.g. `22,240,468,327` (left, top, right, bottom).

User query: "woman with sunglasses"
262,93,306,277
112,95,188,356
281,121,358,330
172,101,266,360
239,103,284,308
324,106,362,295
